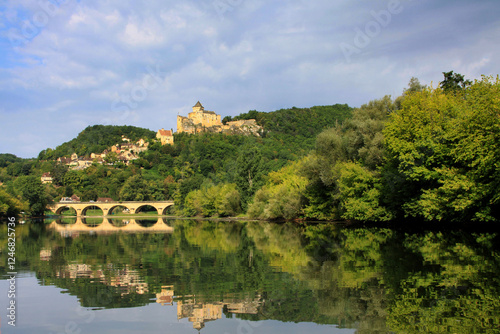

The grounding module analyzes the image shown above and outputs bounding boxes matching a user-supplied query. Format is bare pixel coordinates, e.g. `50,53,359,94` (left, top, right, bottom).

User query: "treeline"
2,73,499,222
248,73,500,223
0,104,352,217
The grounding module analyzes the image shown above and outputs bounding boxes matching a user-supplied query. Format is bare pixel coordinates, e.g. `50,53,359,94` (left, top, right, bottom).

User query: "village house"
41,172,53,184
156,129,174,145
96,197,114,203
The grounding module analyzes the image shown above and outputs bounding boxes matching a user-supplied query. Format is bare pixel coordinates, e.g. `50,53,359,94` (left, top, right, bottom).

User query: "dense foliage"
384,75,500,222
1,74,499,223
37,125,156,160
0,104,352,217
249,75,500,223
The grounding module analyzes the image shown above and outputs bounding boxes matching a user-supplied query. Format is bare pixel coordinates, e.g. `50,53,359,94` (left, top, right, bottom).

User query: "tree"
0,187,25,217
119,174,150,201
383,75,500,222
103,152,118,165
183,183,241,217
395,77,426,110
51,163,68,186
236,145,265,208
335,162,393,221
300,96,394,221
439,71,472,93
248,160,307,220
13,176,50,216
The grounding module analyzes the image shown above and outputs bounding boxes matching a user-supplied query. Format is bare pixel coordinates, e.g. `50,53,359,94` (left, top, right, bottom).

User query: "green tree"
183,183,241,217
300,96,394,221
248,160,307,220
51,163,68,186
394,77,426,110
236,145,265,208
335,162,393,222
439,70,472,93
0,187,25,217
119,174,150,201
13,176,50,216
383,75,500,222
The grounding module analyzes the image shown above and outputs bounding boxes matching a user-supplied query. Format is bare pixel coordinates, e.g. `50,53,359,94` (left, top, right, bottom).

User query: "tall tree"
0,187,25,217
439,71,472,93
236,145,265,208
13,176,50,216
384,75,500,222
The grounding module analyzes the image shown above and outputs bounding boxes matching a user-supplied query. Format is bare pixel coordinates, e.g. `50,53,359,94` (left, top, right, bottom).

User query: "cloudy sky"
1,0,499,158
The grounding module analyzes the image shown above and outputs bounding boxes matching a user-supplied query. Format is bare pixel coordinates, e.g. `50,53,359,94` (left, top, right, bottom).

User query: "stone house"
41,172,53,184
156,129,174,145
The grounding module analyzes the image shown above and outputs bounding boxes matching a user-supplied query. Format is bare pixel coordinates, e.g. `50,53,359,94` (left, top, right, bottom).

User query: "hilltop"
37,125,156,160
1,102,354,217
37,104,353,163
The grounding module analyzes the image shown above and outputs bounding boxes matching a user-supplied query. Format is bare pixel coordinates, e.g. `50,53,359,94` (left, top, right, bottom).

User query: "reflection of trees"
245,222,311,274
387,232,500,333
1,220,499,333
300,225,394,332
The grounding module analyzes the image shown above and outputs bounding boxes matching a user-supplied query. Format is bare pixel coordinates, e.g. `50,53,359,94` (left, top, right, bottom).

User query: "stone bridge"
47,201,174,217
47,218,174,235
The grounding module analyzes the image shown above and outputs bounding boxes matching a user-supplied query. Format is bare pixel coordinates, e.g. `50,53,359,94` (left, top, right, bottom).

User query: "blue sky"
1,0,499,158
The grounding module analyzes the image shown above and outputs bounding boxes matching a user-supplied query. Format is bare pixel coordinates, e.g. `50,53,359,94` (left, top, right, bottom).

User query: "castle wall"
187,111,221,128
176,102,260,136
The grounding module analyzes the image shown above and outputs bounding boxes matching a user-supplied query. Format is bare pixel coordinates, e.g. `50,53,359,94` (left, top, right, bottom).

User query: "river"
0,218,499,333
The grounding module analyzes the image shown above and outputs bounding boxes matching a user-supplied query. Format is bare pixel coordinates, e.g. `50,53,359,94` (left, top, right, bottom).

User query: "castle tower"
192,101,204,113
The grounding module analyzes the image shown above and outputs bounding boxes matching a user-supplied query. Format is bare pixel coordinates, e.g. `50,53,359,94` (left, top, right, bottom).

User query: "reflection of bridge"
47,201,174,216
46,217,174,234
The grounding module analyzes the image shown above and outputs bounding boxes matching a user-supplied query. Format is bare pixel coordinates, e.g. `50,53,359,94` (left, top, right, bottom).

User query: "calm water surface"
0,218,499,333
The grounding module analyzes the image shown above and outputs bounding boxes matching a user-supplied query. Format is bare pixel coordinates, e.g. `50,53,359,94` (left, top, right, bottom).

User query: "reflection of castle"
156,286,261,330
54,263,148,295
156,285,174,305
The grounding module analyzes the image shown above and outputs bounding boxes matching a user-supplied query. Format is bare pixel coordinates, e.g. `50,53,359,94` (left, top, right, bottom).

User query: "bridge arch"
108,205,130,215
135,204,159,215
47,200,174,217
53,205,77,215
81,205,105,216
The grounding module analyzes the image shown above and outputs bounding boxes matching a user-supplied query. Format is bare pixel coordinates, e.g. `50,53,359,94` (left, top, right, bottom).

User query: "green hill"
2,104,353,216
38,125,156,160
231,104,352,137
0,153,24,167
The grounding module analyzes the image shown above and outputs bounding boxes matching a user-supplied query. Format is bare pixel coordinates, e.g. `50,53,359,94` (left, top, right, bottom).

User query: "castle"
177,101,221,133
176,101,262,135
154,102,262,146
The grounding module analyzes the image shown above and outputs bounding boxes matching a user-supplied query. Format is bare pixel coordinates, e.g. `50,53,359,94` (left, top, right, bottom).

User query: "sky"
0,0,499,158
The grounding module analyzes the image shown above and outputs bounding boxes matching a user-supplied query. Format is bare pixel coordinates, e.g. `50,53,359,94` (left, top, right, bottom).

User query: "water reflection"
0,220,498,333
157,285,263,330
46,217,173,235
